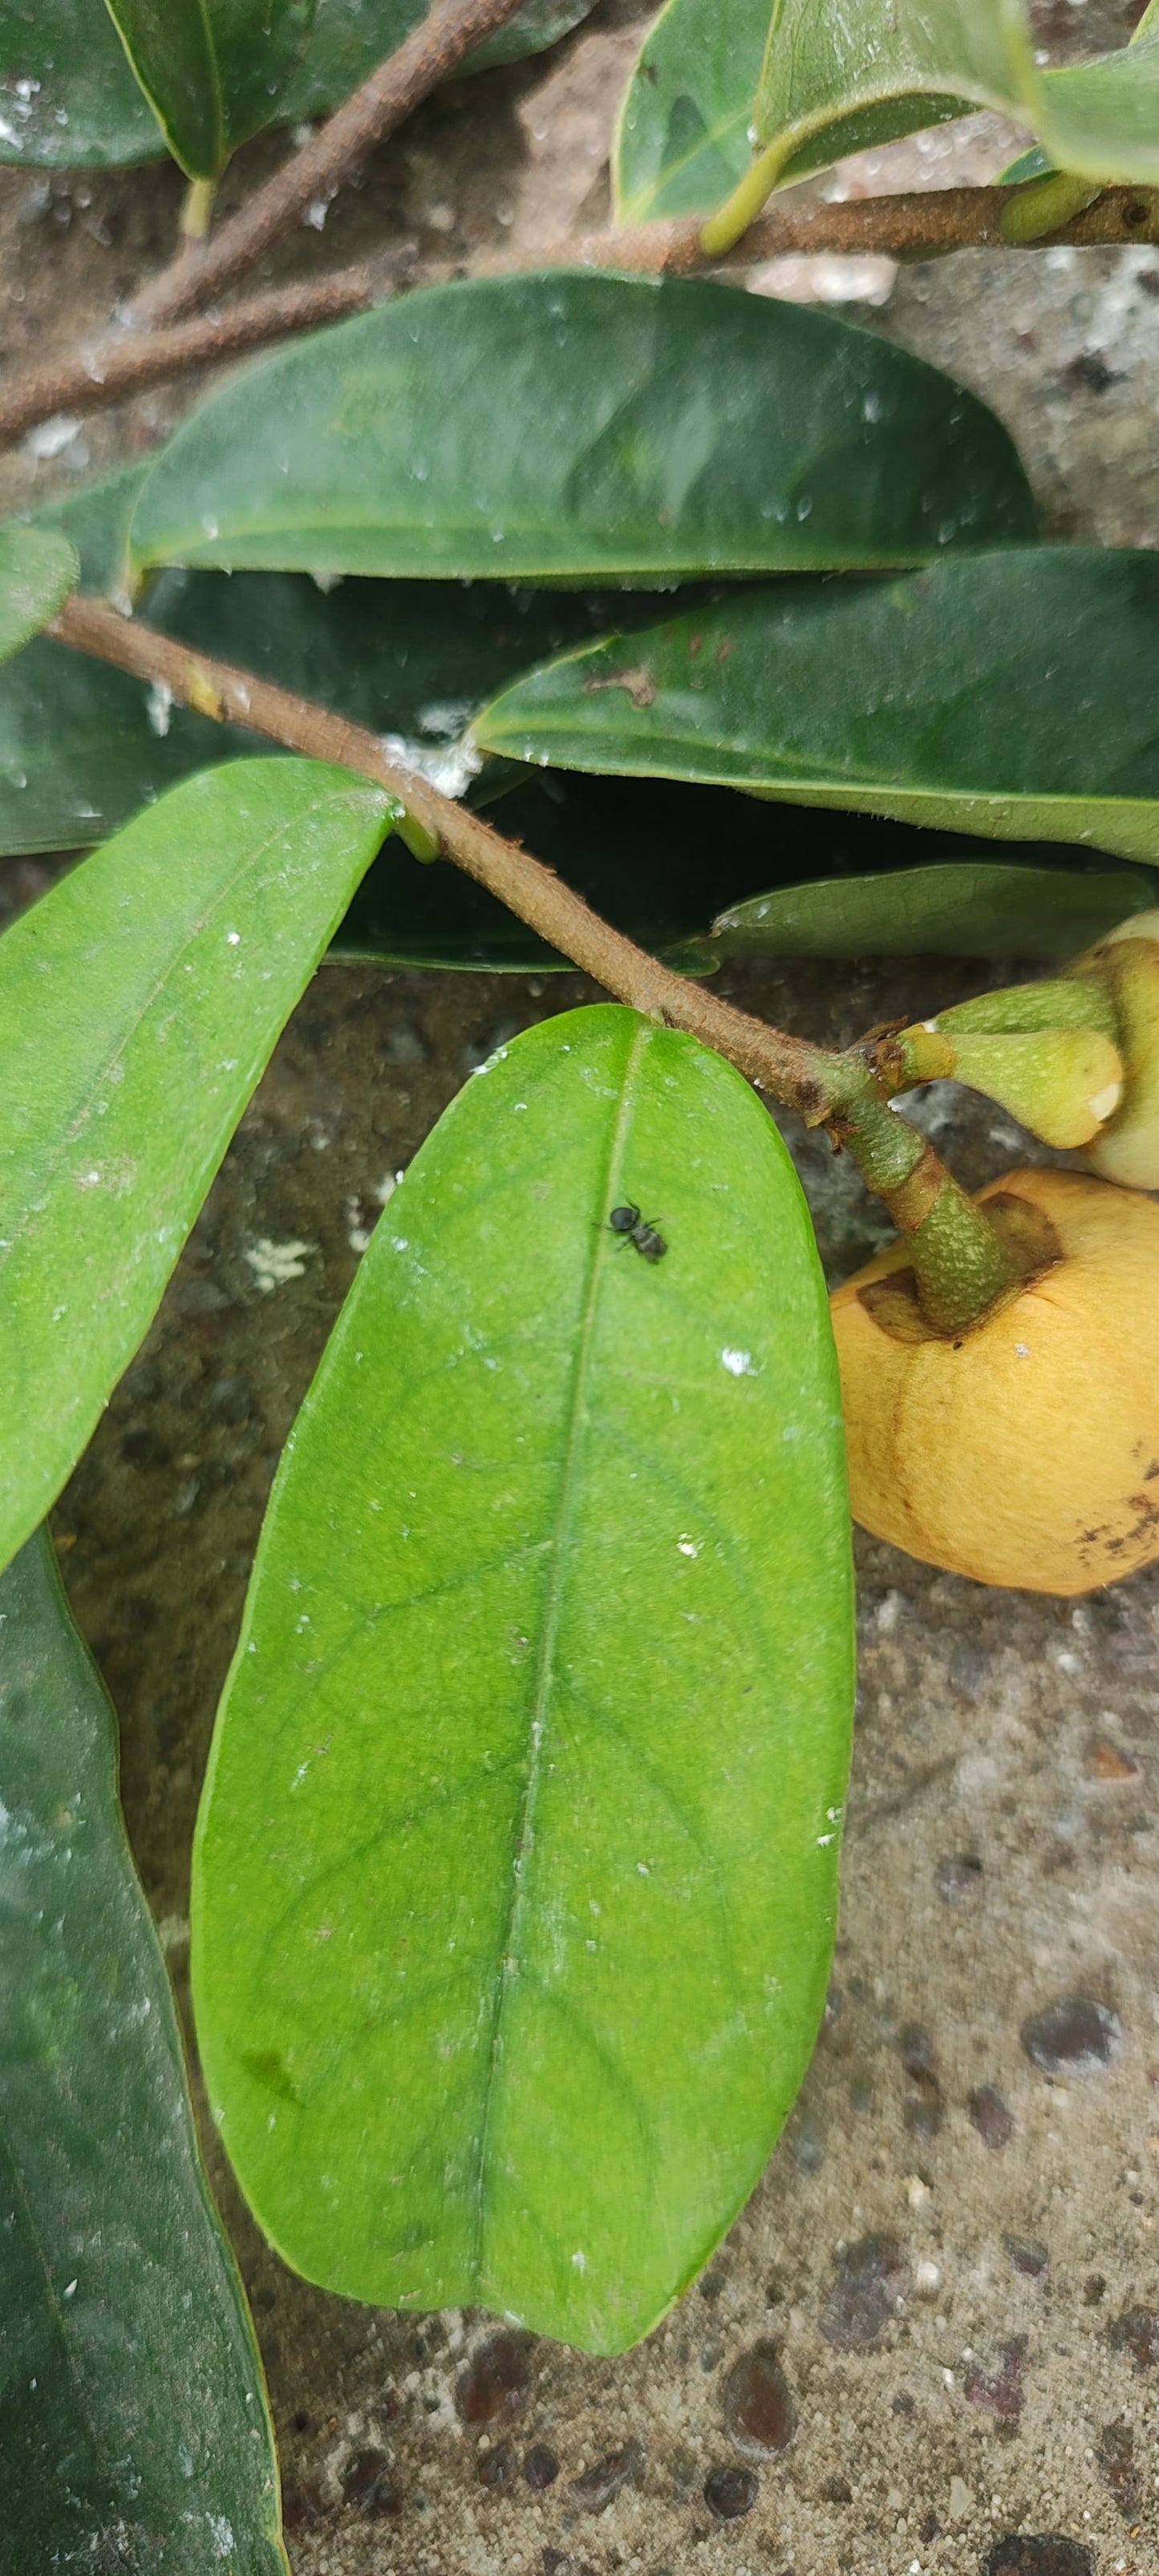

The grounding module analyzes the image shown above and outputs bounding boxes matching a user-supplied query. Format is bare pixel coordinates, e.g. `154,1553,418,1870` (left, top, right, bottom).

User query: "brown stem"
545,182,1159,270
8,183,1157,459
49,591,842,1118
48,589,1029,1332
128,0,542,330
0,273,374,451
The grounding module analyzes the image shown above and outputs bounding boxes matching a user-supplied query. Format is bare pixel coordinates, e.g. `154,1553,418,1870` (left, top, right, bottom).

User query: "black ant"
608,1203,667,1263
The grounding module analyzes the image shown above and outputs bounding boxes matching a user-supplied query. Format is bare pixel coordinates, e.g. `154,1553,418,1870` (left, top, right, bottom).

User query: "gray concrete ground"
2,0,1157,2566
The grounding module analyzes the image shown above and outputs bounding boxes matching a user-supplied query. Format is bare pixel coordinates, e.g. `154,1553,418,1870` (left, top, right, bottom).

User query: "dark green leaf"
0,1526,286,2571
334,769,802,968
711,859,1158,960
103,0,318,179
476,552,1159,868
613,0,966,221
754,0,1159,196
0,467,673,857
0,0,596,168
0,0,162,167
337,770,1129,971
126,273,1036,584
0,758,395,1576
281,0,598,117
192,1004,854,2352
0,523,76,660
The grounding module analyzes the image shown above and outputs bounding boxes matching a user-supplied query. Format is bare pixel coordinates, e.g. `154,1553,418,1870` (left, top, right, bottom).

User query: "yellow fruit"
830,1167,1159,1596
1079,912,1159,1190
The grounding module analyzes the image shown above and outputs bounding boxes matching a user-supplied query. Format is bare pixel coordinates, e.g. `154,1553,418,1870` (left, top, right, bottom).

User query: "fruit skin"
1080,911,1159,1190
830,1167,1159,1597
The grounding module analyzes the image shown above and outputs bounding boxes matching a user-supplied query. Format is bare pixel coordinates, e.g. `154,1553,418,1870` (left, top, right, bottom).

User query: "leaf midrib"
468,1018,647,2291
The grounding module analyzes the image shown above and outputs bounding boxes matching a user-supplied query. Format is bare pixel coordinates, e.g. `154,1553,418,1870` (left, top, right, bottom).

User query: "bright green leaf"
0,0,597,168
126,273,1036,584
752,0,1159,200
476,551,1159,868
0,1526,286,2571
103,0,318,180
0,524,77,661
710,860,1158,961
0,758,395,1577
613,0,966,222
192,1004,854,2353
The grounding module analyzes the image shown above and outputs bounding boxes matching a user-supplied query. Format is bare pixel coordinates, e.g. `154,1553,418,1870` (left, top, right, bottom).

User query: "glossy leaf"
334,769,813,969
0,0,596,168
0,522,76,660
335,771,1132,971
0,467,661,856
614,0,963,222
754,0,1159,194
0,1527,286,2570
103,0,317,180
0,0,162,166
281,0,598,115
192,1004,854,2352
711,860,1158,961
0,758,395,1577
476,551,1159,868
126,272,1036,584
0,470,262,854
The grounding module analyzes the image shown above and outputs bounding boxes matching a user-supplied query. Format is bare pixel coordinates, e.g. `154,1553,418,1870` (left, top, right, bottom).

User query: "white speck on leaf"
720,1347,756,1377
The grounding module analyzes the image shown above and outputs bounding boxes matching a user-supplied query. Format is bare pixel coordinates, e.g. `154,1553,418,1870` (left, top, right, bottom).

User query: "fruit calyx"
857,1189,1063,1346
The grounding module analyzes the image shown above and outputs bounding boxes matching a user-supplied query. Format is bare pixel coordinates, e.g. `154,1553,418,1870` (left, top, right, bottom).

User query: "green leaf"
126,272,1036,584
334,768,825,969
476,551,1159,868
0,758,394,1577
103,0,318,180
711,859,1158,960
0,523,77,660
339,770,1134,972
0,1526,286,2571
753,0,1159,197
280,0,598,118
192,1004,854,2352
0,466,667,858
0,0,163,167
613,0,965,222
0,0,597,168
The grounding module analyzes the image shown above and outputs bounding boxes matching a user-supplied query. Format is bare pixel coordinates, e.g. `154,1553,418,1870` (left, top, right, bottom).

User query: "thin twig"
561,181,1159,269
49,589,1028,1316
8,182,1157,459
0,273,375,451
129,0,545,329
48,590,840,1120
